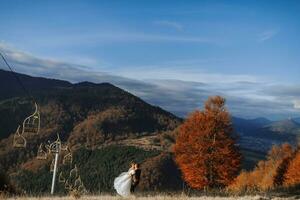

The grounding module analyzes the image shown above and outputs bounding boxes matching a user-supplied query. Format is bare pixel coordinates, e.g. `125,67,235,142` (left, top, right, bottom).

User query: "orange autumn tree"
229,143,294,192
284,148,300,187
174,96,241,190
257,143,293,190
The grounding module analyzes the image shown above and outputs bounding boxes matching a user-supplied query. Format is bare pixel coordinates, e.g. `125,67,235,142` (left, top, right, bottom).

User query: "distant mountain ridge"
232,116,272,136
260,118,300,136
233,116,300,136
0,69,71,100
0,69,181,139
249,117,272,127
292,117,300,124
233,116,300,153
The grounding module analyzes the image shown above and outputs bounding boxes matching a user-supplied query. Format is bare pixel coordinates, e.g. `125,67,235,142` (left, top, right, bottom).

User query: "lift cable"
0,51,37,104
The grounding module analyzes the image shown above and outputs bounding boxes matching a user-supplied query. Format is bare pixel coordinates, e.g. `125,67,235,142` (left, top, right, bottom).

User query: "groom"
130,163,141,193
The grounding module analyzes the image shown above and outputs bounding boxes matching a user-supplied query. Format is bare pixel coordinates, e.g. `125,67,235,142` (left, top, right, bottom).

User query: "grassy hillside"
0,79,181,173
11,145,182,195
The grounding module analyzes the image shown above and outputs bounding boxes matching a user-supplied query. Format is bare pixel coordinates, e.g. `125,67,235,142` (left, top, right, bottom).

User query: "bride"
114,163,135,197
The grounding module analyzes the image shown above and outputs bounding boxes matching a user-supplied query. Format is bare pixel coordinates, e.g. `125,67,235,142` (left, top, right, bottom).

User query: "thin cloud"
258,29,279,42
153,20,183,31
293,100,300,109
18,32,216,48
111,65,261,84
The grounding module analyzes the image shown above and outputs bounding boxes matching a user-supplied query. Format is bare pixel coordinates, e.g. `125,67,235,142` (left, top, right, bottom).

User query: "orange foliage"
229,143,294,192
174,96,241,190
228,170,257,193
284,148,300,187
258,143,293,190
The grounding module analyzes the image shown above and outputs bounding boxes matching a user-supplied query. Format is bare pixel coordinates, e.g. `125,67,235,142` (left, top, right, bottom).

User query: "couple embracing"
113,162,141,197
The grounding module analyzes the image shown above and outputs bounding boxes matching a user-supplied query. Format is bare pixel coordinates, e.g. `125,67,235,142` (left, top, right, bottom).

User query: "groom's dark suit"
130,168,141,193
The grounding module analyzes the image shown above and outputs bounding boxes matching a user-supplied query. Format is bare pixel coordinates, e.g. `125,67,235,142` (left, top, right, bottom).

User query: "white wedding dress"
114,168,135,197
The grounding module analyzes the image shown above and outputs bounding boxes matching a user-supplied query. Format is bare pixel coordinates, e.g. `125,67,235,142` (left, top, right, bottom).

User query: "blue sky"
0,0,299,119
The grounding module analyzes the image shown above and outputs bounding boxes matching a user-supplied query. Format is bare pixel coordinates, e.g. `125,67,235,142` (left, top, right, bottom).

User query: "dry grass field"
4,195,299,200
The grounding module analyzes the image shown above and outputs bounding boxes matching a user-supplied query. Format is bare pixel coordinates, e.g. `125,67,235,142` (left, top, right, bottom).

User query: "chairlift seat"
13,126,26,148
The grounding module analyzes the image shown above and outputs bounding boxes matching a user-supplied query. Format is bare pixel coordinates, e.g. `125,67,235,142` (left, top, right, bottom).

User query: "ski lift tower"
49,134,62,195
